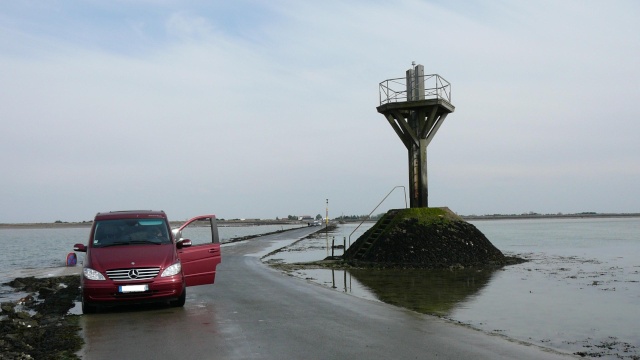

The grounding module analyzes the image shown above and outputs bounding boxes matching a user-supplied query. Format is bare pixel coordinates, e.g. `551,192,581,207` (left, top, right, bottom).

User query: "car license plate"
119,284,148,293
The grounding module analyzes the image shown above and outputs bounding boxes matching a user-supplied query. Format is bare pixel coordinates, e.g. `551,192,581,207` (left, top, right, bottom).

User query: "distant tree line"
335,213,385,221
274,213,386,221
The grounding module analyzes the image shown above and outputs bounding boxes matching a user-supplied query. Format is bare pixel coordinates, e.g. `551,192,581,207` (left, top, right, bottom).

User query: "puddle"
262,227,349,264
68,301,83,315
263,223,499,317
288,267,498,316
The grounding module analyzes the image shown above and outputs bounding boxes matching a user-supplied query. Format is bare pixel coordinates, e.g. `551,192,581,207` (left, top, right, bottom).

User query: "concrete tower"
377,64,455,208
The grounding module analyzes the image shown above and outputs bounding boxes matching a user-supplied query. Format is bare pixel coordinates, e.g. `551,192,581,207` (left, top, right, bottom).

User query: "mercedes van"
73,210,221,313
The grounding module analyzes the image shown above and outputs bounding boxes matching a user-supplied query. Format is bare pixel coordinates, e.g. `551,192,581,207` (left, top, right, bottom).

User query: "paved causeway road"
79,227,575,359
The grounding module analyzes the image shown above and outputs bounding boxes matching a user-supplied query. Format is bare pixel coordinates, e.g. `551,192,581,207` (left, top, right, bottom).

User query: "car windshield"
92,219,171,247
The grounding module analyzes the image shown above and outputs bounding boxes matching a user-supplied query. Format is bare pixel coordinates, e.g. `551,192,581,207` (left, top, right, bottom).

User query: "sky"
1,1,639,223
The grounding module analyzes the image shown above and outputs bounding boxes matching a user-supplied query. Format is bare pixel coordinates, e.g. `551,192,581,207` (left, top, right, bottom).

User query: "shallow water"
457,218,640,358
262,222,371,263
274,217,640,359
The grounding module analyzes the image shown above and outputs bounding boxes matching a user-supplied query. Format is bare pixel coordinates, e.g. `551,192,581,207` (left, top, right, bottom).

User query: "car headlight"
83,268,106,281
161,262,182,277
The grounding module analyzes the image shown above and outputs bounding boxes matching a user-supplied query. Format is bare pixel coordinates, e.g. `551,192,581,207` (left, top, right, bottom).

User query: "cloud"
1,0,639,222
165,11,215,41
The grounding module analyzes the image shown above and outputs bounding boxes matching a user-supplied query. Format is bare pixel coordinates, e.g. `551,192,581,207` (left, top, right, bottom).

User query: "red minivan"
73,210,221,313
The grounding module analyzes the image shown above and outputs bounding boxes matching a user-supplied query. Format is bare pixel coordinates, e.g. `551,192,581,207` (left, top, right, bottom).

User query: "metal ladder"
351,209,401,260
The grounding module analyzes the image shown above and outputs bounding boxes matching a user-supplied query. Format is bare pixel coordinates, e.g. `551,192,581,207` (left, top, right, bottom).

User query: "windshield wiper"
128,240,163,245
99,241,132,248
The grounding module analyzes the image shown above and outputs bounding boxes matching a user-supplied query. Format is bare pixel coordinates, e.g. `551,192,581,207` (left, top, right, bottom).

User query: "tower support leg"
408,139,429,208
408,145,418,208
419,139,428,207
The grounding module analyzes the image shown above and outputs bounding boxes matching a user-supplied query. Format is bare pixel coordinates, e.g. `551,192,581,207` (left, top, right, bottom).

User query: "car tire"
82,297,97,314
170,289,186,307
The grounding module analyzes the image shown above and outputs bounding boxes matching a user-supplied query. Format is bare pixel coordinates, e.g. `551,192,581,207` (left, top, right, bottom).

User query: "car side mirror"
177,239,192,249
74,243,87,252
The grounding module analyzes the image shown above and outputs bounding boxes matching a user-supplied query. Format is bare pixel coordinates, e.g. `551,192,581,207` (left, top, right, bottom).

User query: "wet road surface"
79,227,575,359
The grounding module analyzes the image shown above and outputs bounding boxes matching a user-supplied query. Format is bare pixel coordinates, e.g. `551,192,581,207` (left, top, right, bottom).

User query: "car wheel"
170,289,186,307
82,297,97,314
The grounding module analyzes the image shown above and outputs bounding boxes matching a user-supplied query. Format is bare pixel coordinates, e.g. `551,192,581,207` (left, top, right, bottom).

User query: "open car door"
175,215,222,287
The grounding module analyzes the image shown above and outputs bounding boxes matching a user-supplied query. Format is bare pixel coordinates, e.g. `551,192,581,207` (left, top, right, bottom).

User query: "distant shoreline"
1,213,639,229
0,222,93,229
0,219,308,229
461,213,640,221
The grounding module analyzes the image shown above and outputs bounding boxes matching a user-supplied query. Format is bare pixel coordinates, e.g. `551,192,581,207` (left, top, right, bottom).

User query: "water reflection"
348,268,499,316
306,267,499,316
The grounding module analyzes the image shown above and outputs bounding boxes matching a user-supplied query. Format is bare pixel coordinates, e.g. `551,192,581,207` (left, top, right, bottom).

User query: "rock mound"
344,208,519,269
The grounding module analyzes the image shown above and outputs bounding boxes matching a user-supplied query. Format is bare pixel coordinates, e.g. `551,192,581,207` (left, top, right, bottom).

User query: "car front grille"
106,267,160,281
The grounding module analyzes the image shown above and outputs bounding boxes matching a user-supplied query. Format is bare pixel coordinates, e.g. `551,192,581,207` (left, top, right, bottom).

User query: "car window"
176,219,215,246
93,219,171,247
